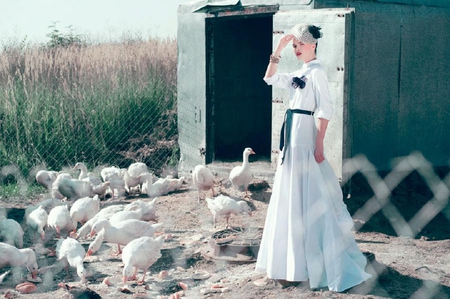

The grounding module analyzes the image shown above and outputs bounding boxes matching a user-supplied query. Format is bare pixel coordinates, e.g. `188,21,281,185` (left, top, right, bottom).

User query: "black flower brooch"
291,76,308,89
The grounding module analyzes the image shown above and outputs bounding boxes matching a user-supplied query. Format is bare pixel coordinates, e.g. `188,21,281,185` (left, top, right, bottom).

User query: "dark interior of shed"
206,15,273,163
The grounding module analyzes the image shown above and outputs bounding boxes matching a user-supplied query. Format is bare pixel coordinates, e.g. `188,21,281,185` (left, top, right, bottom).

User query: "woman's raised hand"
277,34,294,50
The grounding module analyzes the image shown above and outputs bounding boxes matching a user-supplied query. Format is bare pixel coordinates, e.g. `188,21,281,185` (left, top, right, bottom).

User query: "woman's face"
292,39,316,61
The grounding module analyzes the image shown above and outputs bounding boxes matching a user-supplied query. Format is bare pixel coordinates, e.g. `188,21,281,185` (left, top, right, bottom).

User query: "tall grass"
0,38,178,186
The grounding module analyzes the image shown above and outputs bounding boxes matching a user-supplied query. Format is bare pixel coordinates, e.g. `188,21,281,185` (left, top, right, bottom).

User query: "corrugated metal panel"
272,8,354,180
177,11,207,172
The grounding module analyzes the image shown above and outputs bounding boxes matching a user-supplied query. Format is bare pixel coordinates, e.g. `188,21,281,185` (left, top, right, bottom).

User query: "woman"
255,24,371,292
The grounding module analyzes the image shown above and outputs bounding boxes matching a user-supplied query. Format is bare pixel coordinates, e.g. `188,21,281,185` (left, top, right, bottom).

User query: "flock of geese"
0,147,257,297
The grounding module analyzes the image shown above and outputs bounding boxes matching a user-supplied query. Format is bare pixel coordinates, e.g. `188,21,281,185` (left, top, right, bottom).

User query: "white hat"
290,24,321,44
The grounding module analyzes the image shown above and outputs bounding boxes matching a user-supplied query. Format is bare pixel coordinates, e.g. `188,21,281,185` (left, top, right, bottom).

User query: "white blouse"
263,59,333,121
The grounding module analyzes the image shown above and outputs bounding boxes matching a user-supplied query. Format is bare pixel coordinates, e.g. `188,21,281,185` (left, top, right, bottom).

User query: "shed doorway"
206,15,273,163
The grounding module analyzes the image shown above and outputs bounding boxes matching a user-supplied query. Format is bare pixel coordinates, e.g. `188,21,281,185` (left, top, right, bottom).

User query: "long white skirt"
255,144,372,292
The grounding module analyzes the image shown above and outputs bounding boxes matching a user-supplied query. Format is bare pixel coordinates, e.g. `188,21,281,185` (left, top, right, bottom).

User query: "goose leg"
130,267,138,281
138,268,148,284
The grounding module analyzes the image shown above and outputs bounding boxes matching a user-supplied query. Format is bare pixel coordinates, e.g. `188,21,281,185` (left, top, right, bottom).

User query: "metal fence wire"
0,39,179,181
1,40,450,298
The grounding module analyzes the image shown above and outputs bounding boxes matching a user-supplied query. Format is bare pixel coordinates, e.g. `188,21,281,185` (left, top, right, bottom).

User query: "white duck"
70,195,100,227
56,237,87,282
124,198,158,222
192,165,216,202
35,169,59,190
124,162,148,194
47,205,77,238
0,208,24,248
101,166,125,199
122,235,164,283
58,176,94,201
144,175,185,197
87,219,163,255
26,205,48,241
0,243,38,279
75,204,126,239
229,147,255,198
206,195,252,228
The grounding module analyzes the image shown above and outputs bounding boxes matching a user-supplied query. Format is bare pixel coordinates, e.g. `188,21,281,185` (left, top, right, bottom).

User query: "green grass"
0,38,179,194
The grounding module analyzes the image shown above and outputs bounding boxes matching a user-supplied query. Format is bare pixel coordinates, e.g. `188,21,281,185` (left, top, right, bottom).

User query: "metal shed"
177,0,450,182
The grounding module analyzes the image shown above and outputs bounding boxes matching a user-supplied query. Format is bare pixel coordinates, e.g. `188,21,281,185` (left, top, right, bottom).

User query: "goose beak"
31,271,37,279
89,230,95,237
250,150,256,154
86,249,93,256
248,211,253,217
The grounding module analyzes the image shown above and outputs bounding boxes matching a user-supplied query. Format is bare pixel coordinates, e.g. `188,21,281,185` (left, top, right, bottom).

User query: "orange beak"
86,249,93,256
89,230,95,238
31,271,37,279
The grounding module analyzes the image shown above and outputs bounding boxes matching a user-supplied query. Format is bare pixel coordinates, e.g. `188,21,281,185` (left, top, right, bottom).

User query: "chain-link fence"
0,38,179,188
343,152,450,239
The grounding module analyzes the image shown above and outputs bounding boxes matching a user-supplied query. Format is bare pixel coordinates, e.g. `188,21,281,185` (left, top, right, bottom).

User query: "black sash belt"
279,109,314,165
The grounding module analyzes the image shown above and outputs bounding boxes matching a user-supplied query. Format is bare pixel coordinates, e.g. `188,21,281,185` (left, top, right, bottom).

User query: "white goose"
24,198,63,221
101,166,125,199
122,235,164,283
87,219,163,255
58,176,94,201
47,205,77,238
75,204,126,240
124,162,148,194
26,205,48,241
124,198,158,222
229,147,255,198
192,165,216,202
74,163,110,199
0,208,24,248
35,169,59,190
144,175,185,197
51,173,73,200
0,243,38,279
206,195,252,228
70,195,100,227
56,237,87,282
138,172,154,195
73,162,89,180
108,208,142,225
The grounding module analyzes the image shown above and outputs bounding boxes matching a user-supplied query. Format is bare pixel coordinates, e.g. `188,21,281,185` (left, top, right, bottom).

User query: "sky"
0,0,192,45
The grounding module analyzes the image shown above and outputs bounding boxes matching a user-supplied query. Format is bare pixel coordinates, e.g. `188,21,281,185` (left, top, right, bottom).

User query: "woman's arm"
315,118,329,163
264,34,294,79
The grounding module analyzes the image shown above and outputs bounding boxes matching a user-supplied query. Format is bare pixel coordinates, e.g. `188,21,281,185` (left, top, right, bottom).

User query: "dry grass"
0,38,178,188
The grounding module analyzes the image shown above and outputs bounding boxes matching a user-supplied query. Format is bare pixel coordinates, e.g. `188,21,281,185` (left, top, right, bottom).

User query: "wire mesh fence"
0,38,179,190
1,37,450,298
343,152,450,239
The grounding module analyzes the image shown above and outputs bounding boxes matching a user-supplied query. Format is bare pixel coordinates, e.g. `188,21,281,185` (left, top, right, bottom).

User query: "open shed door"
272,8,354,181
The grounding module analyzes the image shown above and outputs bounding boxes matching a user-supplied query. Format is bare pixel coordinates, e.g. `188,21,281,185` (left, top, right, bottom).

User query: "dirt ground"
1,170,450,299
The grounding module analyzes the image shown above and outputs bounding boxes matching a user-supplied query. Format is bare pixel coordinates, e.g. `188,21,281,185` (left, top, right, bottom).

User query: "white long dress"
255,59,371,292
